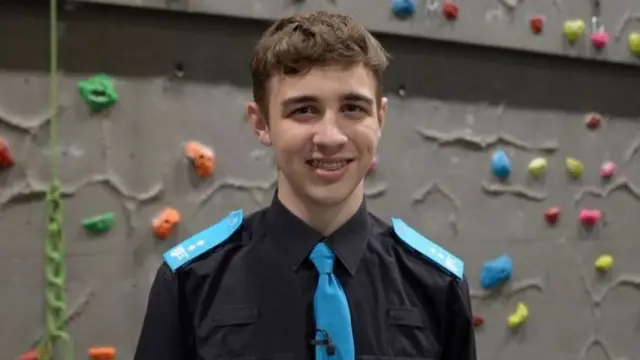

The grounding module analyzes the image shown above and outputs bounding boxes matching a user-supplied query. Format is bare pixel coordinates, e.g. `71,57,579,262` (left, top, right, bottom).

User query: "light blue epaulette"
391,217,464,281
163,209,244,272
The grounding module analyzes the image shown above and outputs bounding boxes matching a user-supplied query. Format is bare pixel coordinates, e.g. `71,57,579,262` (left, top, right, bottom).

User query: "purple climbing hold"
491,149,511,180
480,254,513,289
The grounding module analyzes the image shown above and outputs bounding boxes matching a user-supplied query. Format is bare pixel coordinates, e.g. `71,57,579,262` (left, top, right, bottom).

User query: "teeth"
311,160,348,170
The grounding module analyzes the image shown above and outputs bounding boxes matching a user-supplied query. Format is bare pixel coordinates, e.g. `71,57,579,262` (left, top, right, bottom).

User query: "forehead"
267,64,377,104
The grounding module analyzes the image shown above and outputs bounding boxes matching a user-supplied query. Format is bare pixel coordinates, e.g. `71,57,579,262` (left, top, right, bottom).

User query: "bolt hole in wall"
1,1,640,359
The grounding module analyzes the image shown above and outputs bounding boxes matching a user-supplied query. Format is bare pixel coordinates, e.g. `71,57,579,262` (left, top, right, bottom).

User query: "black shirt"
134,195,476,360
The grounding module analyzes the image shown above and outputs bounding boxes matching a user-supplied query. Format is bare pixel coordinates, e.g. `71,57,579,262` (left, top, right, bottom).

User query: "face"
247,63,387,207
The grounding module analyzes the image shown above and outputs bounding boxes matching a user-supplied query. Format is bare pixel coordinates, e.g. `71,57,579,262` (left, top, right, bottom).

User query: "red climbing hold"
442,1,459,20
579,209,602,227
0,137,15,169
530,16,544,34
472,314,485,327
544,207,560,225
600,161,616,178
19,350,39,360
585,112,602,129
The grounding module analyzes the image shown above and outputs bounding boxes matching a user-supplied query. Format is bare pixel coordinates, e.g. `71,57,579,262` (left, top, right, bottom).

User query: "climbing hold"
184,141,216,177
442,1,460,20
491,149,511,180
579,208,602,227
591,31,610,50
584,112,602,129
585,113,602,129
472,314,485,328
78,74,119,112
594,254,614,272
544,206,560,225
19,350,38,360
507,302,529,328
0,136,15,169
152,207,181,239
82,212,115,234
88,346,116,360
628,32,640,56
529,15,544,34
565,157,584,178
367,155,378,176
398,85,406,98
528,157,547,177
563,19,586,42
391,0,416,18
600,161,616,178
480,254,513,289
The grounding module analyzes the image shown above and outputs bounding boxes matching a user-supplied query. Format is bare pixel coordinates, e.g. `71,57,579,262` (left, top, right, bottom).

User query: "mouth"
305,159,354,171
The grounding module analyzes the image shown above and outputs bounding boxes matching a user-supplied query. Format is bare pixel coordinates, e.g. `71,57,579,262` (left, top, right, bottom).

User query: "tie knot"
309,242,335,274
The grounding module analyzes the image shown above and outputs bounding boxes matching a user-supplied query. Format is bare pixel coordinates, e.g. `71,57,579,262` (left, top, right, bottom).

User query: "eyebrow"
280,92,374,108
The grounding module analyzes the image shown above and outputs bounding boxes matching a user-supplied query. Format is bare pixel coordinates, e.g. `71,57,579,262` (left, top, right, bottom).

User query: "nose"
313,113,348,150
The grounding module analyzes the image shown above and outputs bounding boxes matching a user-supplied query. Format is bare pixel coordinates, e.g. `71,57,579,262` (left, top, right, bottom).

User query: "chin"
304,181,362,206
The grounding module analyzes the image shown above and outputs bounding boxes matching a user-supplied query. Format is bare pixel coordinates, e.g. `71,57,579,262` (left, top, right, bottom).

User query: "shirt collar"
265,190,371,275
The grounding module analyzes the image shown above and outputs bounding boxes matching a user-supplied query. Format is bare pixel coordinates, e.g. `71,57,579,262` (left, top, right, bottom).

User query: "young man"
134,11,476,360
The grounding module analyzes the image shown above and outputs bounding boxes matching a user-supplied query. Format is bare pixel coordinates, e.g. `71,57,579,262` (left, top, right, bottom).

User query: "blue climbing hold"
480,254,513,289
391,0,416,18
491,149,511,180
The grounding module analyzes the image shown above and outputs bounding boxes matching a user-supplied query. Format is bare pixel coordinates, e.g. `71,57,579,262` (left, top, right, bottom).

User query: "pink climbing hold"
591,31,609,50
579,209,602,227
600,161,616,178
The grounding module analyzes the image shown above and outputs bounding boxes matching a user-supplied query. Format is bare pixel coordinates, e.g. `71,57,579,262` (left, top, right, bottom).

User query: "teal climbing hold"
78,73,119,112
391,0,416,18
82,212,114,234
491,149,511,180
480,254,513,289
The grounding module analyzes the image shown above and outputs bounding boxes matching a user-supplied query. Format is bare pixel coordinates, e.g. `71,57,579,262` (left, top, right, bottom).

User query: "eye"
288,105,318,118
342,104,367,113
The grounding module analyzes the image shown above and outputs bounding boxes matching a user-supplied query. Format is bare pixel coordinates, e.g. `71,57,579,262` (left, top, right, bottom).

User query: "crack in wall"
411,181,460,235
573,176,640,206
481,181,548,201
470,277,545,300
416,127,559,152
0,105,58,135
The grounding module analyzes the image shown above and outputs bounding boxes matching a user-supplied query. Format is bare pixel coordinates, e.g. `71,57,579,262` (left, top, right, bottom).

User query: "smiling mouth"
305,159,354,171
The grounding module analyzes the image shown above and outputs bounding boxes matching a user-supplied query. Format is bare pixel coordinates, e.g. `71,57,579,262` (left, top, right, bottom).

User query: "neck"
277,174,364,236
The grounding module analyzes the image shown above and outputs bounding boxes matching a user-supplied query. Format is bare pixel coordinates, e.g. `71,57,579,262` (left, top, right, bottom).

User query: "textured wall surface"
70,0,640,66
1,3,640,360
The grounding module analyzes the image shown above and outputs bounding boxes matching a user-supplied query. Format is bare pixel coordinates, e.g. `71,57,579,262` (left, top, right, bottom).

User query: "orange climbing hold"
184,141,216,177
88,346,116,360
0,136,15,169
152,207,181,239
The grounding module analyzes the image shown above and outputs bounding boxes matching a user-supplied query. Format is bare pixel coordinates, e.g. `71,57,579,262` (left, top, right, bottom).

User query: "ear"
376,97,388,137
246,102,272,146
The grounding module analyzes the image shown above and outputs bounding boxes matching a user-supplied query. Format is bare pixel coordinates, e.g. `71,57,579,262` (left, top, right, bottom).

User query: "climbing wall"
1,3,640,360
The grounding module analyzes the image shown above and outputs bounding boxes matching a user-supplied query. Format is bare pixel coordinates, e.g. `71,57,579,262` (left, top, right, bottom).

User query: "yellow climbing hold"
507,302,529,328
565,157,584,178
528,157,547,177
595,254,614,272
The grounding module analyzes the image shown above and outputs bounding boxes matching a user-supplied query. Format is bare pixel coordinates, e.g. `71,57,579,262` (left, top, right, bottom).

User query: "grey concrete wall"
69,0,640,66
1,3,640,360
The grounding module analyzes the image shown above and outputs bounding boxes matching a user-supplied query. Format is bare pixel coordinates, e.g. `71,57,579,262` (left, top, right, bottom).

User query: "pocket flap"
387,306,424,328
212,305,259,327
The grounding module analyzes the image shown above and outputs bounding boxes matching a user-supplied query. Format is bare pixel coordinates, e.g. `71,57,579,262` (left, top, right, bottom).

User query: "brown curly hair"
250,11,390,114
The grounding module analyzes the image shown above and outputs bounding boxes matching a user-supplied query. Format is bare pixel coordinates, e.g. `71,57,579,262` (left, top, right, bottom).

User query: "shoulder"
163,208,261,272
381,215,465,282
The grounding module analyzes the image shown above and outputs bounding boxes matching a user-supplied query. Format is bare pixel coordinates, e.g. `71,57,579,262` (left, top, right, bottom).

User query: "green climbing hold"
78,73,119,112
82,212,115,234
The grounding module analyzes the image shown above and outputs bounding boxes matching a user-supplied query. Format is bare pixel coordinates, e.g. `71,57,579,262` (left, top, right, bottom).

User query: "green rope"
37,0,74,358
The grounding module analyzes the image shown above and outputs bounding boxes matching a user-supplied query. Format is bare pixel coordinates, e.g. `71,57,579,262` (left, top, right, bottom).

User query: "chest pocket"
197,305,259,359
386,306,440,359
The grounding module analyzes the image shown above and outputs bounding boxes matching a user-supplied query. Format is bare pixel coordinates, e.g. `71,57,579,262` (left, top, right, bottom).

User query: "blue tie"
309,242,355,360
